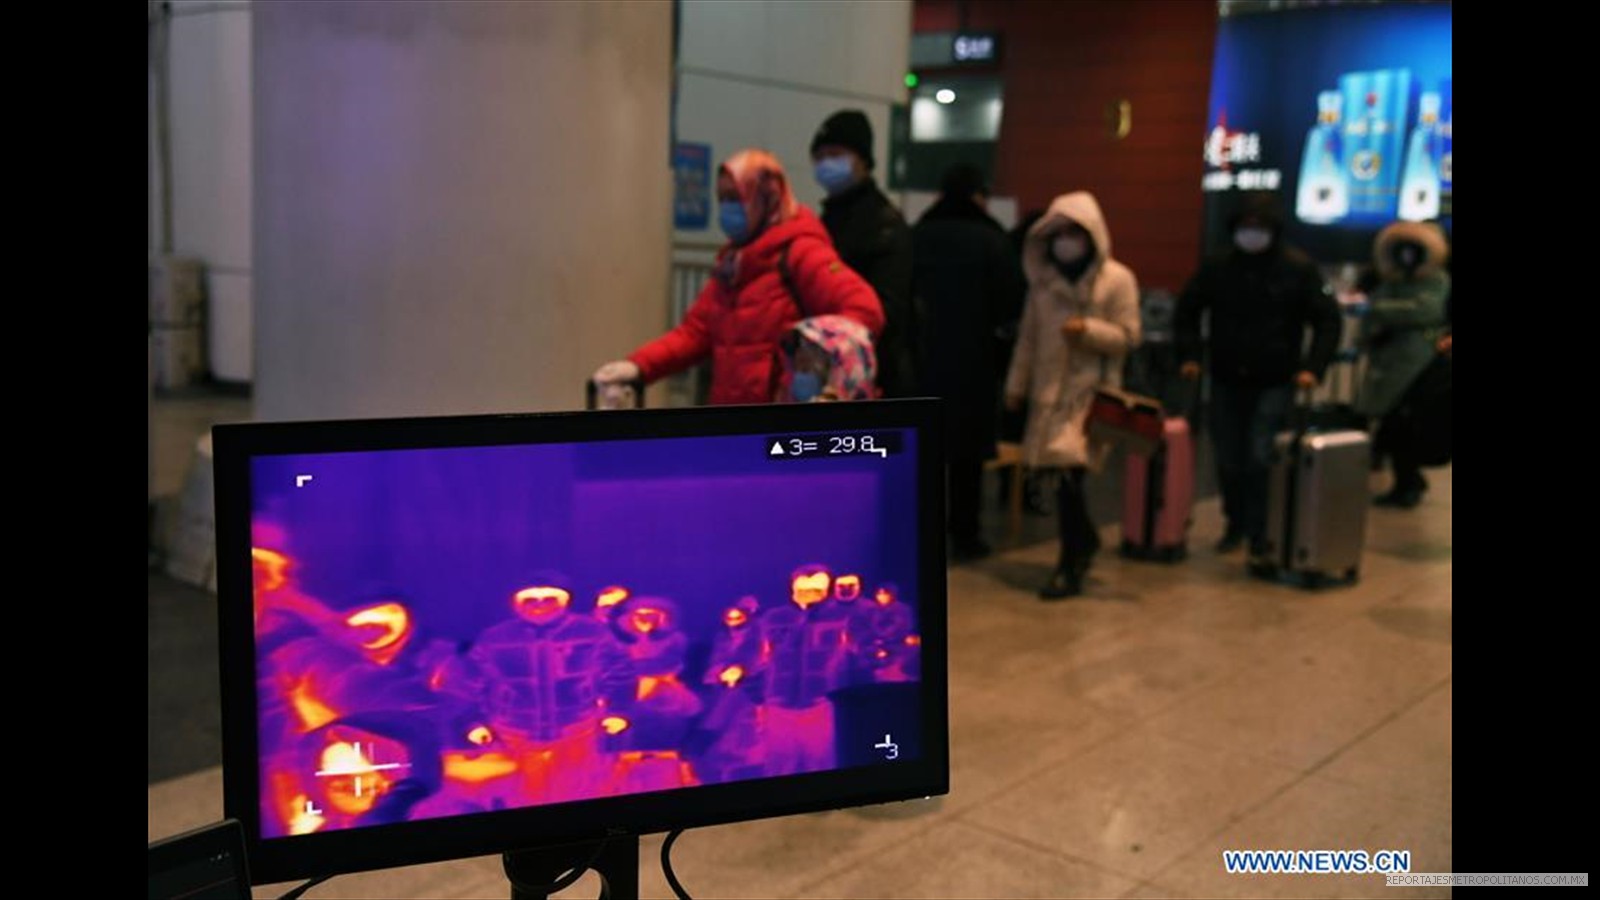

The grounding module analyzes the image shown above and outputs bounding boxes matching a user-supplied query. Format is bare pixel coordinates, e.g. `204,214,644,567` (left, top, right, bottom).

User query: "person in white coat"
1003,192,1141,599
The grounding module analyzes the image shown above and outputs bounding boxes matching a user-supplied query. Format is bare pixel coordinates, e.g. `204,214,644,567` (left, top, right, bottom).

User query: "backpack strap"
778,241,807,320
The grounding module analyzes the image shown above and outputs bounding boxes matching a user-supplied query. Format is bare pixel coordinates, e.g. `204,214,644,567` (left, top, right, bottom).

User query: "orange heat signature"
443,750,518,784
345,602,412,665
288,677,340,733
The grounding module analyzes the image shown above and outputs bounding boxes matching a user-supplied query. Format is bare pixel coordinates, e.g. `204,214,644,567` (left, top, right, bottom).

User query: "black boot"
1375,473,1428,509
1041,543,1094,600
1374,486,1426,508
1215,531,1245,553
1039,565,1082,600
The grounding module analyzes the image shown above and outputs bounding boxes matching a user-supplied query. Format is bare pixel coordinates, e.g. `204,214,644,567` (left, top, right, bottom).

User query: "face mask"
814,157,856,195
1052,235,1088,264
790,371,822,402
1392,241,1423,272
1234,227,1272,254
719,201,750,243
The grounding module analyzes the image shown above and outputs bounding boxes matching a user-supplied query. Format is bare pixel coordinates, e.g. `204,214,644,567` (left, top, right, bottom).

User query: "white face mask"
1052,235,1088,264
1234,227,1272,254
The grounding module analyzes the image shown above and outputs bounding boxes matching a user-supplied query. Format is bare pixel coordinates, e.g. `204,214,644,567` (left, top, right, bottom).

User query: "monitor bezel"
214,398,950,885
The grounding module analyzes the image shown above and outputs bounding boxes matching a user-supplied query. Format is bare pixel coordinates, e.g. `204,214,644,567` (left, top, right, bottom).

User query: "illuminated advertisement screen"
1201,2,1452,262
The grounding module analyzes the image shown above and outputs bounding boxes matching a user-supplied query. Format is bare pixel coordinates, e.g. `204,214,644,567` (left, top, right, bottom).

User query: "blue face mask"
814,156,856,195
719,201,750,243
790,371,822,402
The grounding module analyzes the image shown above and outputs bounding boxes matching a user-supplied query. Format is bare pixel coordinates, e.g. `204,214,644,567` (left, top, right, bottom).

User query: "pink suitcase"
1120,416,1194,562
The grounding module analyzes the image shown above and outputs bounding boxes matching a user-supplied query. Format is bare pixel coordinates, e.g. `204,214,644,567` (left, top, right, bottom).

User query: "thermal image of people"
593,584,631,633
817,572,868,681
249,435,922,834
758,564,850,775
694,595,769,782
849,583,919,683
608,596,704,792
253,525,456,837
254,521,382,836
344,601,414,666
706,596,765,690
326,596,514,822
832,574,864,604
461,574,638,805
283,713,443,835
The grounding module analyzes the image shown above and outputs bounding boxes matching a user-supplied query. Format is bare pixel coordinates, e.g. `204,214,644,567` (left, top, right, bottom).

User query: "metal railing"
659,242,719,407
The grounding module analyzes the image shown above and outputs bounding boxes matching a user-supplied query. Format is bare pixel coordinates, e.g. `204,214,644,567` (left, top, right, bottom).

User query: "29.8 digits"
830,435,879,455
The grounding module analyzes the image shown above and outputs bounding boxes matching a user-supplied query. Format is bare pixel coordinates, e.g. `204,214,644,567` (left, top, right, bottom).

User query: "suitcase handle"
1277,384,1323,570
1292,385,1317,441
1179,376,1204,423
586,378,645,410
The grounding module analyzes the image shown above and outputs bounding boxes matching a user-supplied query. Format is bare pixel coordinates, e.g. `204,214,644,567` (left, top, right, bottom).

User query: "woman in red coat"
593,150,885,405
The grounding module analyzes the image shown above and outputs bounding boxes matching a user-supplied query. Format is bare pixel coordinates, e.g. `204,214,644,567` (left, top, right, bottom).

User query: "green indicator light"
905,72,919,89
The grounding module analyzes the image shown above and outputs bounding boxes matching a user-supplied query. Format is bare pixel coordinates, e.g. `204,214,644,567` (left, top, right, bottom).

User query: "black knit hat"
1227,191,1284,234
811,110,875,170
940,163,987,199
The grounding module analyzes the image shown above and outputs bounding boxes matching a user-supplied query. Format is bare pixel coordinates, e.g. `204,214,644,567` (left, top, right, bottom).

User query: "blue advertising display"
1201,3,1451,262
673,142,712,231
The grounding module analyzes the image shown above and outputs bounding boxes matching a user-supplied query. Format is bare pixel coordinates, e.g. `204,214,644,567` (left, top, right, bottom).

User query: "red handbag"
1085,386,1165,456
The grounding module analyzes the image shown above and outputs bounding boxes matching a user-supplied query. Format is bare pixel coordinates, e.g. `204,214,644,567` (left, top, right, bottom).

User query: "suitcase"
1120,416,1195,562
1252,402,1370,587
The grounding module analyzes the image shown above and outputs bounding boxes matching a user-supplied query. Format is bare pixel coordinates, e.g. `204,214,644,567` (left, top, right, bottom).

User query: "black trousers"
1376,411,1427,493
1055,467,1098,569
1209,381,1294,541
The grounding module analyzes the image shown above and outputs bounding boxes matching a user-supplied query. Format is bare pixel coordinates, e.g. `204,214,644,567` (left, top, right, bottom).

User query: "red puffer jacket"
631,208,885,405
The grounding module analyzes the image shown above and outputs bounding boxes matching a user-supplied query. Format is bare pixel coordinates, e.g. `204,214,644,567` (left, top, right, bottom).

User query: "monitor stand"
503,834,640,900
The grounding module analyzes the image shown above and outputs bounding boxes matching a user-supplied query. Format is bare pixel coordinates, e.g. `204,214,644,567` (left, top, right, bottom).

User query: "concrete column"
253,0,672,421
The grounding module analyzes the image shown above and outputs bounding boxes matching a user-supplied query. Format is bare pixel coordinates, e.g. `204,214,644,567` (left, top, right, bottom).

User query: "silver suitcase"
1256,426,1369,586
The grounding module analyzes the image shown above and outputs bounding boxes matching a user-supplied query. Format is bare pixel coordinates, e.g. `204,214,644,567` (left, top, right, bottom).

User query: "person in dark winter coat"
593,149,884,405
1175,192,1341,558
810,110,917,398
912,164,1026,561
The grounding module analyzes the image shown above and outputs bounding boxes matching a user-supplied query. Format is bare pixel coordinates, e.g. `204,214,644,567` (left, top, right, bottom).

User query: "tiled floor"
146,392,1451,899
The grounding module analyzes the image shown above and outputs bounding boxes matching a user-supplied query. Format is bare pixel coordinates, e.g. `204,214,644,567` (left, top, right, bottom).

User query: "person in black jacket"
1176,192,1341,558
810,110,917,397
912,164,1026,561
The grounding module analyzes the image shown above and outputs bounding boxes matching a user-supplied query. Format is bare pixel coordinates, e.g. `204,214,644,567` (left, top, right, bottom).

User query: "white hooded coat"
1003,192,1142,470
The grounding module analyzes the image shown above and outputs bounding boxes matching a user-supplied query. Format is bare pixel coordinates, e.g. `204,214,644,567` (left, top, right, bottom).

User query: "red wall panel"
915,0,1218,291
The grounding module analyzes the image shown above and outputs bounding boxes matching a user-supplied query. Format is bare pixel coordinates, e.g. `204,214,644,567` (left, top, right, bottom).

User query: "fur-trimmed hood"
1374,221,1449,280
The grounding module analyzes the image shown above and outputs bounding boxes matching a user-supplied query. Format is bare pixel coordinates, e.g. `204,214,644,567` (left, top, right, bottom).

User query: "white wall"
673,0,912,246
252,0,673,422
151,0,255,382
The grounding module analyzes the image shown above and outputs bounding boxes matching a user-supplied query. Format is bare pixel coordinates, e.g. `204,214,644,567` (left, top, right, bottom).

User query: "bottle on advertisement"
1295,90,1349,224
1398,92,1443,221
1340,69,1413,222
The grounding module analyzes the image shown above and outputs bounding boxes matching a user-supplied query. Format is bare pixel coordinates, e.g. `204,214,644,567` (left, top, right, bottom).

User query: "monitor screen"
214,400,949,884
